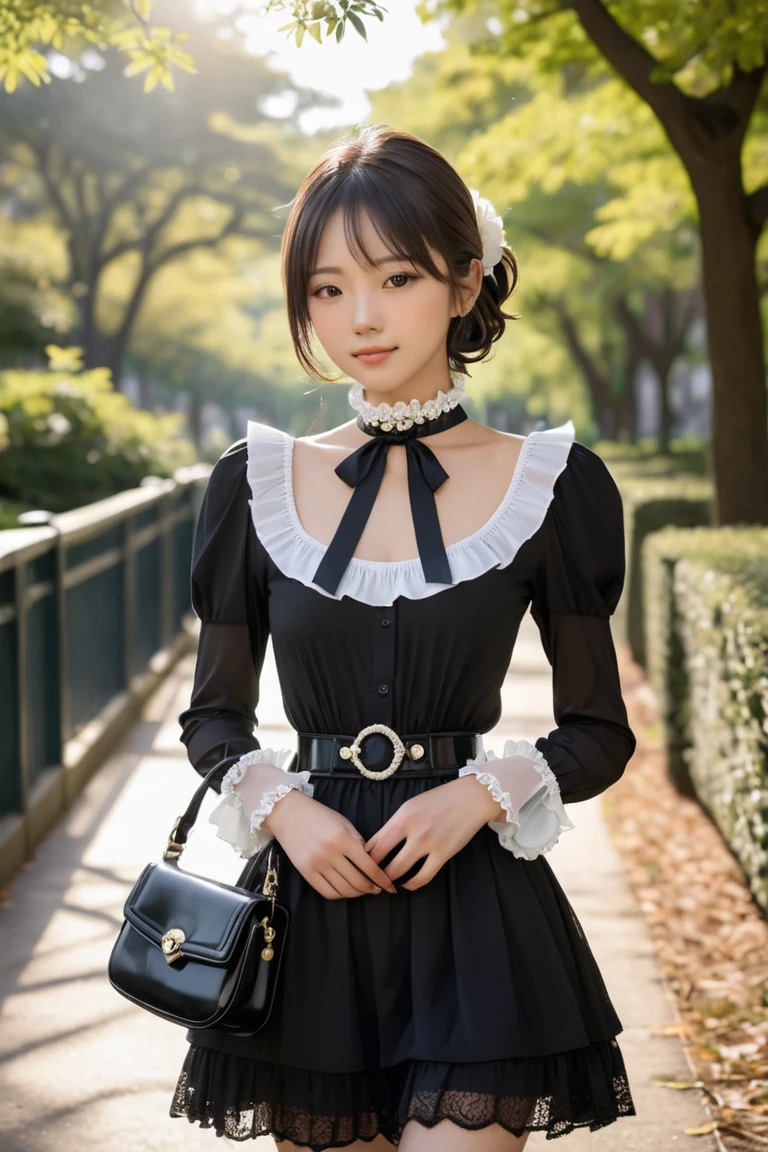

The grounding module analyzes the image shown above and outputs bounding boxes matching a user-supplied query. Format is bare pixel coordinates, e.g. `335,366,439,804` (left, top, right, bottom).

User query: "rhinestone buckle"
339,723,406,780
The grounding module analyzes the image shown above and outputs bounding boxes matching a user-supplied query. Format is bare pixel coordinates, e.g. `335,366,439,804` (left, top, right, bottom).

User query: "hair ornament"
470,189,506,275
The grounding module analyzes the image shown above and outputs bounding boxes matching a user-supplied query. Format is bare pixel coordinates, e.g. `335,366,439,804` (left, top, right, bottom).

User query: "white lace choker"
348,376,467,431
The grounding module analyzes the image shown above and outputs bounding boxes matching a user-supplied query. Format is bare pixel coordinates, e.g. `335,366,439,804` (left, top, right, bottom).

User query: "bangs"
307,173,452,288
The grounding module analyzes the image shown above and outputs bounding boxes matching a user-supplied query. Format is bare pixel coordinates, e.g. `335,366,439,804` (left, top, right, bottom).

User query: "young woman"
169,125,638,1150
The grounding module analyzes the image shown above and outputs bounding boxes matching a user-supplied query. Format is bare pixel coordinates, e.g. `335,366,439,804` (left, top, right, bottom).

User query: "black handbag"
108,760,289,1036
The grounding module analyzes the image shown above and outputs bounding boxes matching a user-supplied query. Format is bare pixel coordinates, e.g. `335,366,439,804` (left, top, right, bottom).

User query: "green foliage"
621,474,712,666
0,351,195,519
0,1,391,91
0,0,196,93
263,0,387,47
642,525,768,914
427,0,768,89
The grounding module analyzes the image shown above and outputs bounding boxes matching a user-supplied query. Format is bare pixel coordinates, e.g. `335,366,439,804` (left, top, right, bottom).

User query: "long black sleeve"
177,440,270,794
530,442,636,804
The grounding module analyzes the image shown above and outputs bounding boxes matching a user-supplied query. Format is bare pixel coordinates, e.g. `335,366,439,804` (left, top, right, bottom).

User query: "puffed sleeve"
177,441,313,858
529,442,636,801
459,442,635,859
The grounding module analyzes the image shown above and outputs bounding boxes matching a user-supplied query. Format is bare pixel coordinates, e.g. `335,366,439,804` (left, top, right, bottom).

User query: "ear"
454,256,485,318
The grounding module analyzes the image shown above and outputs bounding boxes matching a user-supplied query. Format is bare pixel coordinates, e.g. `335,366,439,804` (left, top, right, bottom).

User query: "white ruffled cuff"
458,737,575,860
208,747,315,859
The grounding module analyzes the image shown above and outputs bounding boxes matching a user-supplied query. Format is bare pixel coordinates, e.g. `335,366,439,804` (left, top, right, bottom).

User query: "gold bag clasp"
161,927,186,964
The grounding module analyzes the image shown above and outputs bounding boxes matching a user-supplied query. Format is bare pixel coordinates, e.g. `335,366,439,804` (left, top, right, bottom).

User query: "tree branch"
31,137,77,235
745,180,768,240
99,182,203,267
568,0,689,123
147,201,247,274
724,62,766,131
93,163,155,255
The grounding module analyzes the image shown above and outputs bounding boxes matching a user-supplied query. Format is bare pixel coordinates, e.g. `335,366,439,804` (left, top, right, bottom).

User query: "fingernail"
372,886,381,894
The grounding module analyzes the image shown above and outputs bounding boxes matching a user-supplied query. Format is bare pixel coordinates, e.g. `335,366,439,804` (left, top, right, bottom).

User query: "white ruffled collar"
245,417,575,606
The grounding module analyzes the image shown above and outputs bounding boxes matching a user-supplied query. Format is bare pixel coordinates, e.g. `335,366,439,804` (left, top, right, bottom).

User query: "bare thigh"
277,1126,531,1150
400,1122,532,1150
276,1137,396,1151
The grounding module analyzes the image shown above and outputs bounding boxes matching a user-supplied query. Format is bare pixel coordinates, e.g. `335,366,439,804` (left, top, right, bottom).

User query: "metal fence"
0,465,210,885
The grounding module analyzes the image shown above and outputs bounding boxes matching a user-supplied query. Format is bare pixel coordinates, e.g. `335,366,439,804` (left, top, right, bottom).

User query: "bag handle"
163,760,226,862
163,752,297,866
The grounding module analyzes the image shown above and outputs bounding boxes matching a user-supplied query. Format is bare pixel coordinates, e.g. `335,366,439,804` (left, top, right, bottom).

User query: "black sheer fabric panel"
178,443,269,794
530,442,636,804
178,621,263,794
531,613,636,804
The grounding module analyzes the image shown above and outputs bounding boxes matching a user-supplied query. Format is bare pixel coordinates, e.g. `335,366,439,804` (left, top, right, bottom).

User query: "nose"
352,288,384,334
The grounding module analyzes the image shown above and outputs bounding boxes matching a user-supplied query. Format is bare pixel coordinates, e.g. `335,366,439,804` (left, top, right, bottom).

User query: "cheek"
401,292,451,338
306,301,335,344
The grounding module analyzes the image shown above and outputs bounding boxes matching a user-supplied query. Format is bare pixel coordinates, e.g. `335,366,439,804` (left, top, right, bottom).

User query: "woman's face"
306,205,482,405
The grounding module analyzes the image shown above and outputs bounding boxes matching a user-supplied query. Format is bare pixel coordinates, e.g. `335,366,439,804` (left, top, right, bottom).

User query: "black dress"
169,417,638,1147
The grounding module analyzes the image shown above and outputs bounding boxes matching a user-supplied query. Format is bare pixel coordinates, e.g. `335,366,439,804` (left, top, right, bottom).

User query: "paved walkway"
0,612,718,1150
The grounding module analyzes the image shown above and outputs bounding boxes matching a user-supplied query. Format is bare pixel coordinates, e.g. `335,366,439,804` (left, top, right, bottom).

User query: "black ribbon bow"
311,401,469,596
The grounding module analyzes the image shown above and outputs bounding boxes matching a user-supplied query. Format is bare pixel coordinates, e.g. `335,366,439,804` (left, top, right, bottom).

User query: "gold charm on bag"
260,919,276,961
260,846,279,962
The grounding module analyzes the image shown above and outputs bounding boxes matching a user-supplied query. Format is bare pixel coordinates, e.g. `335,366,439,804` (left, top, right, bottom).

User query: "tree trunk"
188,391,203,452
656,361,673,455
81,328,126,391
76,267,154,393
693,163,768,524
138,370,153,409
553,305,617,437
617,346,642,444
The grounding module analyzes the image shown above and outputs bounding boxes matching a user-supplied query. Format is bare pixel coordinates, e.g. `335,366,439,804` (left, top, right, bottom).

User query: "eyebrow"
309,256,414,277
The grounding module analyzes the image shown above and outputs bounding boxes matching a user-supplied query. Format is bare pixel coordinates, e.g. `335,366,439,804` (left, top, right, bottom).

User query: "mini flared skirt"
169,765,636,1146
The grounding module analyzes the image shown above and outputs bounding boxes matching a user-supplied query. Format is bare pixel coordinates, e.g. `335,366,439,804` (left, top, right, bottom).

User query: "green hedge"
595,434,710,478
642,526,768,913
0,366,196,526
592,438,710,660
623,479,712,666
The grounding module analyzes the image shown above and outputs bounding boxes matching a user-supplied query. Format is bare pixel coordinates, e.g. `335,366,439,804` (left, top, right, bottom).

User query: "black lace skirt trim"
169,1037,636,1148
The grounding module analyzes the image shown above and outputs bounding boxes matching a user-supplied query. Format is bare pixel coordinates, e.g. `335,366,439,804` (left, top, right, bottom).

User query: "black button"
377,683,390,696
380,617,390,627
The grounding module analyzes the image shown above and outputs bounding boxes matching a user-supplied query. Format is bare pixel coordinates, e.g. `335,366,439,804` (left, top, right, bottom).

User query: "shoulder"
200,437,249,512
217,436,248,468
553,440,623,521
206,436,248,478
541,440,626,616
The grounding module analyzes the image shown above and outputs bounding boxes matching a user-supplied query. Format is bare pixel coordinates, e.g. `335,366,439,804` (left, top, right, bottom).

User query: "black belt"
289,728,483,780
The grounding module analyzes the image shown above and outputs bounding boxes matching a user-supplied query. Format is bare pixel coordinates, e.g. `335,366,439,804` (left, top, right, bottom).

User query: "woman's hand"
364,774,504,892
261,790,399,900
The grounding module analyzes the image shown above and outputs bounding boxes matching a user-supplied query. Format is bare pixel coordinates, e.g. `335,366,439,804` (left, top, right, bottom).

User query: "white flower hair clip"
470,189,507,276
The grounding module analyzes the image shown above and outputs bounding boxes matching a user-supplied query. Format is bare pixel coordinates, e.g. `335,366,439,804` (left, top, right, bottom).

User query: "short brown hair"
281,124,520,383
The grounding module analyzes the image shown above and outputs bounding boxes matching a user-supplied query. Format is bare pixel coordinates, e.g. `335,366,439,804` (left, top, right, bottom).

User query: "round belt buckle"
339,723,406,780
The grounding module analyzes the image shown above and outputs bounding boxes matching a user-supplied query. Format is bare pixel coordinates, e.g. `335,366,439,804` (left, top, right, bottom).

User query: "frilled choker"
311,386,469,596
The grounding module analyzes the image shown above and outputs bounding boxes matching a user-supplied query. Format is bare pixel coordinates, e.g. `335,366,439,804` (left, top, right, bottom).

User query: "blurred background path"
0,614,717,1150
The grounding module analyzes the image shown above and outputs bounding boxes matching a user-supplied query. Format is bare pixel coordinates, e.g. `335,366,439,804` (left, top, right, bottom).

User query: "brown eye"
388,274,418,288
